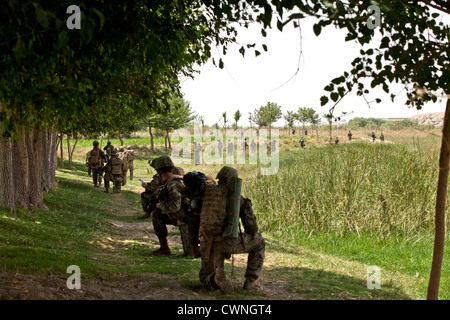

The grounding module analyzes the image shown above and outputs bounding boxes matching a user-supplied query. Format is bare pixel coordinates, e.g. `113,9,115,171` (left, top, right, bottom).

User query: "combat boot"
214,268,234,295
243,277,262,291
149,239,171,255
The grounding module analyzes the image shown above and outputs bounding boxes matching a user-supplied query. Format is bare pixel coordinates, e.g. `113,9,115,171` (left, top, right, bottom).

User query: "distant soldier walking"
125,145,135,180
217,139,223,158
371,131,376,142
347,131,352,141
104,148,125,194
103,141,114,161
250,139,257,154
380,132,385,142
118,146,129,186
88,141,106,188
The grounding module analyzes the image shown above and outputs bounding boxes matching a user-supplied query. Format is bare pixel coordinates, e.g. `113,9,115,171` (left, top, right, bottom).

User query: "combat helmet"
110,148,118,156
93,140,99,147
216,166,238,186
119,146,124,151
127,145,131,150
153,155,174,171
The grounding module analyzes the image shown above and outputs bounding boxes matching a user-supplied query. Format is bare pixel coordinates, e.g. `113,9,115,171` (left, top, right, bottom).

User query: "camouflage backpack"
110,157,123,175
126,149,135,162
89,148,100,166
118,152,128,170
199,184,228,237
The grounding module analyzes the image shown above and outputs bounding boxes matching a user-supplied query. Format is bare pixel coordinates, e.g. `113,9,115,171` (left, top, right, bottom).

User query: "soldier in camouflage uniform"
118,146,129,186
103,141,114,161
87,141,106,188
104,148,125,194
198,166,265,294
139,159,185,219
148,155,186,256
126,145,135,181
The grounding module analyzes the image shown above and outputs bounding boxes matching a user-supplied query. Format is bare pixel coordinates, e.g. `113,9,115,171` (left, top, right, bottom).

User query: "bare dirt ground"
0,193,302,300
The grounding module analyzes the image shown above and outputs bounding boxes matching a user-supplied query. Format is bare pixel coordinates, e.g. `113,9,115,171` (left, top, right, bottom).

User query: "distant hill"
410,112,444,127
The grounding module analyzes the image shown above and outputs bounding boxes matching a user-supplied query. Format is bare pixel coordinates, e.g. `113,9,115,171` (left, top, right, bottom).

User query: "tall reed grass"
244,142,442,240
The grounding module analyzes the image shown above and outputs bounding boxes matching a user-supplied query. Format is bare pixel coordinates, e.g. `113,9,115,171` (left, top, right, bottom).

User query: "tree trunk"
67,135,73,168
427,98,450,300
149,127,155,153
0,135,16,212
164,130,168,150
48,127,57,186
167,129,172,149
40,128,52,192
118,131,123,147
69,136,79,168
59,133,64,169
12,127,31,210
26,128,47,209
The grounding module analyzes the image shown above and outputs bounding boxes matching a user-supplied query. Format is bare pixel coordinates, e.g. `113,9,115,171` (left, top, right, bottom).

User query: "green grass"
1,134,449,299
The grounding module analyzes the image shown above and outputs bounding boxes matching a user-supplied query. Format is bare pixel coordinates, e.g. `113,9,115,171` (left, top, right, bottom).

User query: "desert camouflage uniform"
87,147,106,187
104,151,124,193
125,147,135,180
199,196,265,291
118,147,129,186
103,142,114,161
140,166,185,216
151,174,185,242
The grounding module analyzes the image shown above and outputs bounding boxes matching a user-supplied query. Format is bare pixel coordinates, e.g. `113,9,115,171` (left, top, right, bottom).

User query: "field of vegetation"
0,126,448,300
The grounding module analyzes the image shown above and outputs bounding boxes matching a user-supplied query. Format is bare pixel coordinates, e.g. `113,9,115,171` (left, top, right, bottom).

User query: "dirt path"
0,192,302,300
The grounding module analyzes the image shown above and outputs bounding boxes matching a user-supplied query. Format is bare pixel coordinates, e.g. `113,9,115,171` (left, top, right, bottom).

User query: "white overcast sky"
180,16,448,127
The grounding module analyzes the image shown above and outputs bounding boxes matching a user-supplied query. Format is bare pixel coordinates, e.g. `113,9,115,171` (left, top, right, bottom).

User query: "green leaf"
91,8,105,31
14,38,26,62
219,58,224,69
277,19,283,31
239,46,245,57
35,6,50,29
331,92,339,102
313,23,321,36
320,96,329,106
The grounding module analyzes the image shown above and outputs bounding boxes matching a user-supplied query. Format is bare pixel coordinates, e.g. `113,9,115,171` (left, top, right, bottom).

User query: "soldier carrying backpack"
88,141,106,188
183,166,265,294
104,148,125,194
